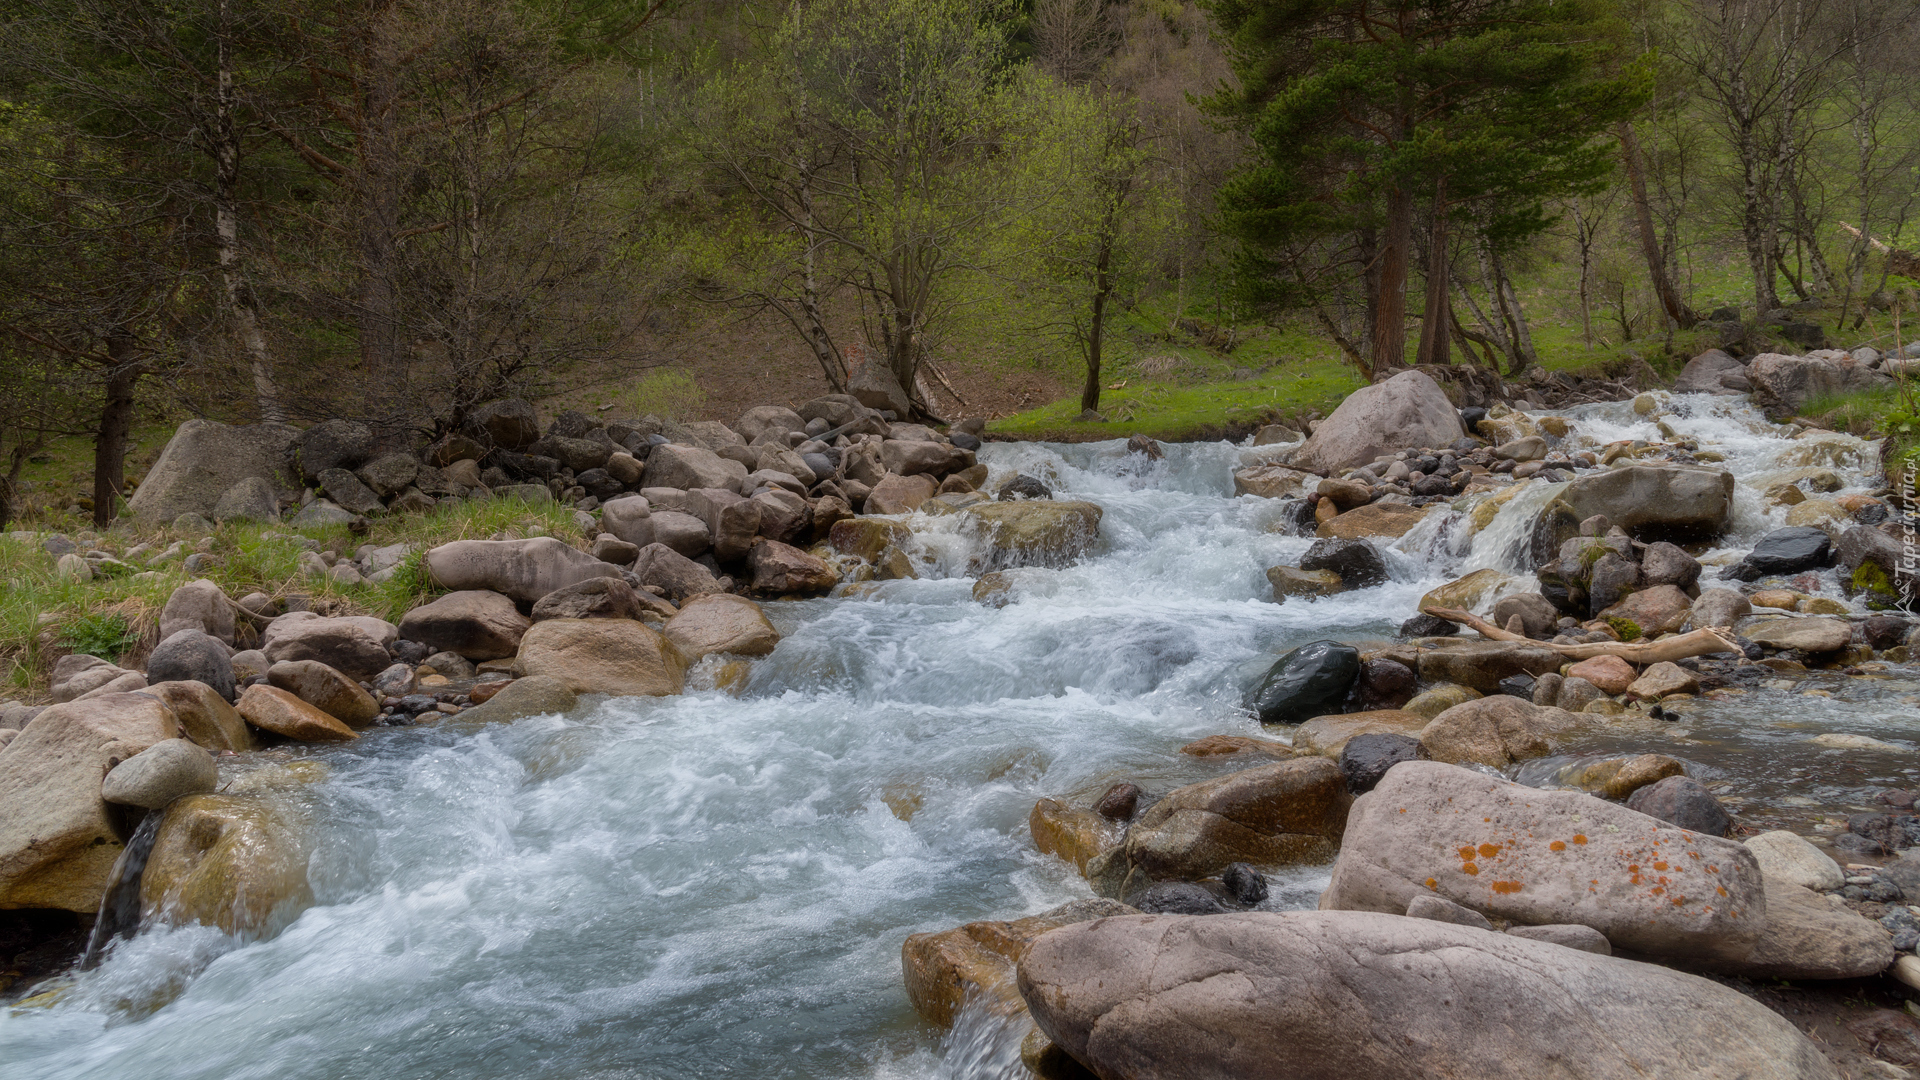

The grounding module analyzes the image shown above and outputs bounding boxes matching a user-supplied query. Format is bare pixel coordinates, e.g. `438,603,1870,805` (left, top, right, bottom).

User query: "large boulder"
1322,761,1766,961
1017,910,1840,1080
1837,523,1920,605
661,594,781,660
398,590,531,660
1419,696,1585,768
514,618,688,697
1748,351,1889,412
865,472,937,514
1700,878,1893,980
261,613,397,680
141,792,312,936
1745,617,1852,653
127,418,299,523
1231,465,1316,499
266,660,379,729
960,501,1104,569
461,398,540,450
234,684,360,743
145,629,238,702
1086,757,1348,900
1552,465,1735,541
157,579,236,645
290,419,374,483
1414,640,1563,693
1298,538,1387,588
1723,526,1833,580
1672,349,1751,395
0,694,181,911
879,438,969,477
211,476,280,523
1316,503,1431,540
1291,370,1465,475
847,357,913,416
1247,640,1360,725
747,538,839,595
424,537,622,606
144,681,253,752
643,443,749,493
101,738,218,809
530,577,659,623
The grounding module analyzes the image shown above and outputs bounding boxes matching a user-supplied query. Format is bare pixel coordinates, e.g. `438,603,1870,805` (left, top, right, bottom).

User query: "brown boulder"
1030,798,1122,874
902,898,1136,1029
515,618,688,697
662,594,781,660
143,680,254,752
235,684,360,743
747,538,840,595
1418,695,1584,768
1293,710,1426,758
398,590,529,661
865,472,938,514
266,660,380,729
142,793,312,936
1566,655,1634,695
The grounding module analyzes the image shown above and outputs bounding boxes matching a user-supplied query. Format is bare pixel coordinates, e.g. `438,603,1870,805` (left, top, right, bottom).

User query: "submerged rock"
1246,640,1360,725
142,793,312,937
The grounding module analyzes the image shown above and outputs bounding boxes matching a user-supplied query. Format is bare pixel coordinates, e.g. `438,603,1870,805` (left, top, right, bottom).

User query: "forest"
1,0,1917,529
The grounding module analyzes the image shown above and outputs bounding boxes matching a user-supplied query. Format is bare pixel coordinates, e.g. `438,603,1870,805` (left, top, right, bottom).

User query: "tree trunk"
1416,180,1450,366
94,333,141,528
214,0,281,422
1371,184,1412,376
1619,123,1694,330
1082,233,1113,414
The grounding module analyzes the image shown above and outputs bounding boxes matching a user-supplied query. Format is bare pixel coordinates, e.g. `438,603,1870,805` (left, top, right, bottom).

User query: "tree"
1202,0,1646,378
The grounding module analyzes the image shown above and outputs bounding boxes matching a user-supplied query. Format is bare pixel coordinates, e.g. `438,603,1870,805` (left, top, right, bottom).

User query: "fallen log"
1422,606,1742,664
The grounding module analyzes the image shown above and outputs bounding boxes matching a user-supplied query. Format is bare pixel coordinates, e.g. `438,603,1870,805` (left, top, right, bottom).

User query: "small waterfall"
80,810,162,970
935,995,1031,1080
1460,479,1567,574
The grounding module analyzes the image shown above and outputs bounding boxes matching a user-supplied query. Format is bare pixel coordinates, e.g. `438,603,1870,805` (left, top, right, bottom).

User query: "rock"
648,509,710,556
146,629,239,703
847,357,912,416
866,472,938,514
1231,465,1316,499
1406,892,1495,930
101,739,218,809
457,675,578,725
1688,588,1752,631
266,660,379,728
1419,695,1584,768
1637,542,1701,590
1246,640,1360,725
902,898,1137,1030
515,619,688,697
1838,523,1919,605
530,577,653,623
1565,754,1687,800
1415,640,1564,693
1745,617,1851,653
1625,661,1699,700
235,684,359,742
1016,910,1834,1080
1585,551,1641,613
1094,783,1141,821
630,543,722,602
462,398,541,449
1506,923,1612,954
998,474,1054,501
1566,655,1634,695
0,694,180,911
1315,503,1430,540
661,594,780,660
371,664,417,699
315,467,385,516
1673,348,1751,394
1707,878,1893,979
527,435,610,474
1325,761,1765,960
590,533,640,565
426,537,623,609
1297,538,1387,589
1624,775,1732,836
1748,351,1889,412
142,681,253,752
1847,1011,1920,1068
1294,710,1426,758
397,590,530,661
1601,585,1695,637
140,793,311,936
211,476,279,523
1745,830,1843,891
73,671,148,701
1031,798,1122,873
879,438,968,477
1221,862,1267,904
354,453,419,498
750,488,811,542
1555,465,1735,541
1128,881,1230,915
1489,593,1558,639
261,613,397,680
736,405,806,443
1493,436,1546,462
1086,757,1348,900
1402,683,1480,719
55,552,92,581
746,538,839,595
288,499,357,528
1180,735,1293,759
127,418,299,522
1418,568,1511,614
49,654,135,703
1724,526,1832,580
1346,657,1416,712
642,443,749,493
425,432,487,467
829,517,912,561
1315,477,1372,509
1291,370,1466,475
1339,733,1427,794
1265,565,1343,601
961,501,1103,569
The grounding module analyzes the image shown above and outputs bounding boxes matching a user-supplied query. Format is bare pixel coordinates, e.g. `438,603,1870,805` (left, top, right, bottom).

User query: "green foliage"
57,612,138,661
622,369,706,421
1604,616,1643,642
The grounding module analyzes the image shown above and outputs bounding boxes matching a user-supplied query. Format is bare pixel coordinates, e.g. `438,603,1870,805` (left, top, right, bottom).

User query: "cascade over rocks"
142,792,313,936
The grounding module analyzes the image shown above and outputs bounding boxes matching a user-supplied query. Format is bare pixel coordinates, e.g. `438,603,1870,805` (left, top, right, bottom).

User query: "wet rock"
1566,655,1634,695
1495,674,1535,699
961,501,1104,569
458,675,578,725
1489,593,1558,639
424,537,622,606
398,590,530,661
1316,502,1431,539
1745,617,1852,653
1030,798,1122,873
1415,640,1563,694
1601,585,1695,638
1298,538,1386,589
1294,710,1426,758
1745,830,1843,891
1231,465,1315,499
1016,911,1833,1080
1291,370,1465,475
662,594,780,660
1623,775,1732,836
1127,882,1229,915
1094,783,1141,821
1688,588,1752,631
1222,862,1267,904
903,897,1136,1030
1530,672,1563,706
128,418,299,522
1246,640,1361,725
515,618,688,697
1723,526,1833,580
747,538,839,595
1398,613,1459,637
1086,758,1348,901
1563,754,1686,800
1339,733,1426,795
1266,565,1343,602
998,474,1053,501
1324,761,1764,960
1418,695,1584,768
1626,661,1699,700
1402,683,1481,719
1419,569,1509,614
141,793,311,936
266,660,379,729
146,629,237,703
1555,465,1735,541
143,681,253,752
1179,735,1293,759
1346,657,1415,712
101,739,218,809
235,684,359,743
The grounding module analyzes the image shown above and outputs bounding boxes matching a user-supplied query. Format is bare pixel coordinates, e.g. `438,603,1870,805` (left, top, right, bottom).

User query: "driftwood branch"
1422,606,1742,663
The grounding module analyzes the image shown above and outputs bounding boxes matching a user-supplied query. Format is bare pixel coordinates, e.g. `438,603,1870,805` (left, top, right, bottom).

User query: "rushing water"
2,393,1909,1078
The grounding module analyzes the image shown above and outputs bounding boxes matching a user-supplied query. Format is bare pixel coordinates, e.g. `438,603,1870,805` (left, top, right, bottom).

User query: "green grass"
1,494,584,701
990,354,1363,441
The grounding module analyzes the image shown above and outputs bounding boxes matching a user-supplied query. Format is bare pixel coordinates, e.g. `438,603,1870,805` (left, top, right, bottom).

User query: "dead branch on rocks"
1422,606,1742,663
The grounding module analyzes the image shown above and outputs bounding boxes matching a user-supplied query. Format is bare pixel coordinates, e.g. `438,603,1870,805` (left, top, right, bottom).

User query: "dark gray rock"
146,629,237,702
316,468,385,516
1094,782,1141,821
1339,733,1426,795
950,432,982,452
1490,593,1558,638
1247,640,1361,726
529,577,653,622
1299,538,1387,589
463,399,541,450
1127,881,1229,915
1586,552,1640,613
1346,658,1415,712
1222,863,1268,905
292,419,373,483
1399,613,1459,637
1640,542,1702,589
1724,526,1833,581
998,474,1053,501
494,451,561,481
528,435,611,474
575,468,624,500
1625,775,1733,837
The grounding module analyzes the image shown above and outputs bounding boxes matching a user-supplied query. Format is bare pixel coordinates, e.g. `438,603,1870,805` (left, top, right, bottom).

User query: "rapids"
3,392,1912,1079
